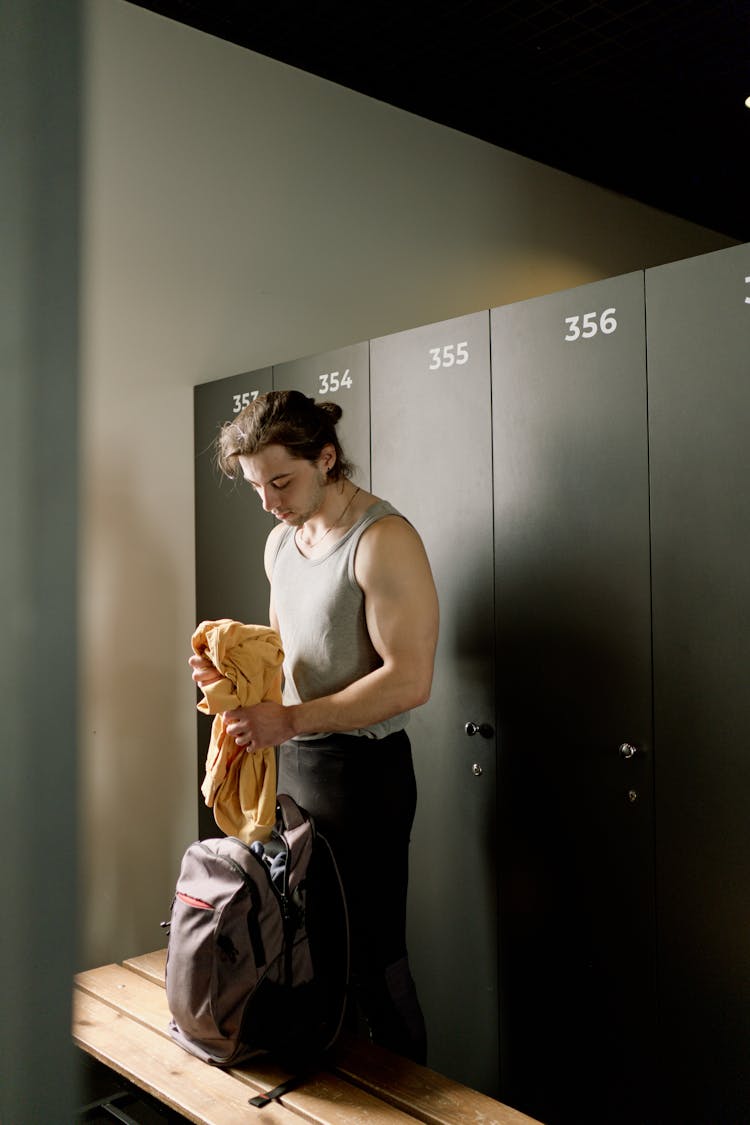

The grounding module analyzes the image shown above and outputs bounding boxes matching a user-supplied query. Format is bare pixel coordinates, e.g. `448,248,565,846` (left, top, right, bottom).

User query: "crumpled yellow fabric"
192,619,284,844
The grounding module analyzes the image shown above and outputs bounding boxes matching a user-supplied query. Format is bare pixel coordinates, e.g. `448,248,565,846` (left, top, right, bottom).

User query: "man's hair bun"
317,401,343,424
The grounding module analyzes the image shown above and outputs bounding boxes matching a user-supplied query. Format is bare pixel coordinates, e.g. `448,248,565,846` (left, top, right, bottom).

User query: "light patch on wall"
489,251,605,306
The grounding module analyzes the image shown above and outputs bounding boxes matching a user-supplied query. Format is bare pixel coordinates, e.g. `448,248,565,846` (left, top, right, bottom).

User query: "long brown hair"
216,390,354,482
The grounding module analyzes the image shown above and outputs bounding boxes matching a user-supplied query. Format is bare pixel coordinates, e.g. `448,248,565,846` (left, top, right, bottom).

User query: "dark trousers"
278,730,427,1063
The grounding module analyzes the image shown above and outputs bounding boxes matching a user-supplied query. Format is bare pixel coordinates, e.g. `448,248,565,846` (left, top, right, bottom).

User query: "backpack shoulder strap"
276,793,305,830
248,1074,308,1107
276,794,314,892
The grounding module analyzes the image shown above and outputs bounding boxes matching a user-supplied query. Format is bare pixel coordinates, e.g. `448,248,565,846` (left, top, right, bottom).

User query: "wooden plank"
76,963,171,1031
123,947,167,985
74,971,420,1124
73,990,299,1125
334,1036,545,1125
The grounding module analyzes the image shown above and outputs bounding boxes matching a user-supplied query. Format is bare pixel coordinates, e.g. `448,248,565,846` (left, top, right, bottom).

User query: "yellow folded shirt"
191,619,284,844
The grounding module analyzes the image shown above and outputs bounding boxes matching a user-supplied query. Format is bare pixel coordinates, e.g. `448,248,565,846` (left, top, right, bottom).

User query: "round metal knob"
619,742,638,760
465,721,494,738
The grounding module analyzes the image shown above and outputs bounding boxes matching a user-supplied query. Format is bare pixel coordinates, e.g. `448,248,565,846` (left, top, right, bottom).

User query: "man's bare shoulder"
266,522,287,546
361,512,420,543
264,522,288,579
370,505,428,531
356,513,433,582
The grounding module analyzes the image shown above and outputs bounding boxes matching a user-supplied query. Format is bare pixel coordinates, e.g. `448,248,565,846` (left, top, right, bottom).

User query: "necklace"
296,486,360,551
296,486,359,551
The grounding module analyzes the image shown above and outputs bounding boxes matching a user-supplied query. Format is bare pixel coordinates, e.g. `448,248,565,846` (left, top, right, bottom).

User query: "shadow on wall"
80,464,190,968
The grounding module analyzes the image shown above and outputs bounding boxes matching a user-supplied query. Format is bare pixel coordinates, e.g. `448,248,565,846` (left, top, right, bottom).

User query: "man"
190,389,439,1062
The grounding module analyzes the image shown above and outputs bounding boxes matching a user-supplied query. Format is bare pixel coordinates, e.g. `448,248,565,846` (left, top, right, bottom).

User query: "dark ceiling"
130,0,749,242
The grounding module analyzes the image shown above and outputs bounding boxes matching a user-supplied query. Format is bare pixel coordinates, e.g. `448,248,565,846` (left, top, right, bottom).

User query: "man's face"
239,443,330,526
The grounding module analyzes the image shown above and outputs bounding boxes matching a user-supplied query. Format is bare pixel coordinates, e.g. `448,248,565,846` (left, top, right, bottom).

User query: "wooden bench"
73,949,542,1125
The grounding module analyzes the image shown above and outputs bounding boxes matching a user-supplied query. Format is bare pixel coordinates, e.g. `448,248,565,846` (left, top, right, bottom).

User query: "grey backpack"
165,794,349,1089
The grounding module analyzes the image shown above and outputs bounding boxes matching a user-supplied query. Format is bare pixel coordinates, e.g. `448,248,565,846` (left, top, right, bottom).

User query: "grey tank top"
268,498,411,740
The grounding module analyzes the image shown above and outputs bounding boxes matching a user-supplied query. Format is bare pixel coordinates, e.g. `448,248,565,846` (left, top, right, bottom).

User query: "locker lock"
465,721,494,739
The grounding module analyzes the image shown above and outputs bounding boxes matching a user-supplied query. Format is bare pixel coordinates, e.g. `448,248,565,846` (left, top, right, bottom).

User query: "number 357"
232,390,259,413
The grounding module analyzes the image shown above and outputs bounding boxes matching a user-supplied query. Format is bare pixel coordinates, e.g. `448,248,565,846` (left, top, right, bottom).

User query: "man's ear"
320,443,337,474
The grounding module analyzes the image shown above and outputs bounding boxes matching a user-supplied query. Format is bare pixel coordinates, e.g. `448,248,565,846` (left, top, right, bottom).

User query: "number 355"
429,342,469,369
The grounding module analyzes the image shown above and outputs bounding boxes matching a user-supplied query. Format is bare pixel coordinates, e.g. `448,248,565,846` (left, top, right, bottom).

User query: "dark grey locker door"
273,342,371,488
491,274,655,1125
646,243,750,1125
370,313,497,1094
194,368,274,839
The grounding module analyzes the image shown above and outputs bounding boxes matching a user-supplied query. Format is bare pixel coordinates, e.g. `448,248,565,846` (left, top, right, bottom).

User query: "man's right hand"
189,654,223,687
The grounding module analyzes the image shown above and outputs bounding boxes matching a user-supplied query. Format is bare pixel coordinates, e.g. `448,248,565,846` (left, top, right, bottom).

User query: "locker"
191,242,750,1125
647,243,750,1124
491,273,655,1125
273,341,371,488
370,312,498,1094
194,367,274,839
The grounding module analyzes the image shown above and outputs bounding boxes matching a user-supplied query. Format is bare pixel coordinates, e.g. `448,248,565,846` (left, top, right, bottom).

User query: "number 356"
564,308,617,342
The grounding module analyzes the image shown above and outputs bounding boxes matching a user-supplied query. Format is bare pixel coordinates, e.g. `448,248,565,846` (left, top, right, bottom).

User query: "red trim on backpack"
177,892,215,910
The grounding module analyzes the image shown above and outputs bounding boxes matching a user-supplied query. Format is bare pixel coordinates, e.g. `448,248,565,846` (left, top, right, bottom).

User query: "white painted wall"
79,0,734,967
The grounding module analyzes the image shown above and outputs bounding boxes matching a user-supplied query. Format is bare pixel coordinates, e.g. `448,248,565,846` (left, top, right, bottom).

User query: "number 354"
319,370,352,393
